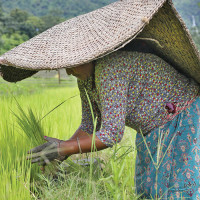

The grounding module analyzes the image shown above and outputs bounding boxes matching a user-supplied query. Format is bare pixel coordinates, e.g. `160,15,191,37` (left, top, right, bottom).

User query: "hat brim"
0,64,37,82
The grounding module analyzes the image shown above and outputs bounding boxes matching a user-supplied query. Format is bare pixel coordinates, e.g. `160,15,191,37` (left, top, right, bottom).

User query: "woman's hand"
27,136,68,166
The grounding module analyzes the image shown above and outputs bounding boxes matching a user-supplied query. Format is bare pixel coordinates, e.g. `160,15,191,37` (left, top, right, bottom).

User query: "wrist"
58,140,79,156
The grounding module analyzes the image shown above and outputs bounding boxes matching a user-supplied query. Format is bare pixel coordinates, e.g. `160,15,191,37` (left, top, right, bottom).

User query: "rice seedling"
12,97,45,147
11,93,81,184
0,79,81,199
140,128,179,200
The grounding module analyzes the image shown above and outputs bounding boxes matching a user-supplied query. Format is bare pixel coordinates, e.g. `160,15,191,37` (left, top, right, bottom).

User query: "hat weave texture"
0,0,200,83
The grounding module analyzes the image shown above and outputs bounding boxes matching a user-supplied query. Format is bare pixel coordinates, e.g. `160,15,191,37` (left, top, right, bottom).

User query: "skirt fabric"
135,96,200,199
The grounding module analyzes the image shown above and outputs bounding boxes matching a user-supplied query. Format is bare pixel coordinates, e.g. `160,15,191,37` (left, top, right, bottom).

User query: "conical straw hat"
0,0,200,83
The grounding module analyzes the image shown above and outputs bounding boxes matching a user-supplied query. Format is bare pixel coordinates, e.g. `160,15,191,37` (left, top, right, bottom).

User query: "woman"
1,1,200,198
18,50,199,199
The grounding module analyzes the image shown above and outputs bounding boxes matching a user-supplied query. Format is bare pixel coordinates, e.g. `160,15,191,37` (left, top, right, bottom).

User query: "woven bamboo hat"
0,0,200,83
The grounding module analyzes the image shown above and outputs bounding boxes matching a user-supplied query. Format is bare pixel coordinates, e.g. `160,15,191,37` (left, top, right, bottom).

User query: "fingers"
27,142,49,154
27,140,60,166
31,157,42,164
30,154,51,164
28,136,61,153
26,151,42,160
27,147,58,165
44,136,60,142
27,153,49,164
27,146,57,160
32,158,50,165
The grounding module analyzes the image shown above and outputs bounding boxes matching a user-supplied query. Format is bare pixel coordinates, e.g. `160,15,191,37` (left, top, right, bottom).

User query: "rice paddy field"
0,76,138,200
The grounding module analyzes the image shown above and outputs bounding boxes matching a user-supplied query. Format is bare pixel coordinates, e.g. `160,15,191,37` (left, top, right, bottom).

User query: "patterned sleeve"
95,56,130,147
78,79,101,134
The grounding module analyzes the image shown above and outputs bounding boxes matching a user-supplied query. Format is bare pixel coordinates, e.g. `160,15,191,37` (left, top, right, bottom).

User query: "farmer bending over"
0,0,200,199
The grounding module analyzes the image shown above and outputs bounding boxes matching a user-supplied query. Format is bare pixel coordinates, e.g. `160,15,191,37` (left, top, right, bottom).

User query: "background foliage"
0,0,200,54
1,0,116,19
173,0,200,27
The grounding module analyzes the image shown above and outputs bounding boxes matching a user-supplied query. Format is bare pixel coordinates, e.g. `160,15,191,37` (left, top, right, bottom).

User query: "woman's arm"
69,126,90,139
59,133,108,156
62,127,108,155
27,131,107,165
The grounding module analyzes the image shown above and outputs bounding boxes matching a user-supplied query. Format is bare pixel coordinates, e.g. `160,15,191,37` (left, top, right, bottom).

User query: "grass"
0,77,138,200
12,99,46,147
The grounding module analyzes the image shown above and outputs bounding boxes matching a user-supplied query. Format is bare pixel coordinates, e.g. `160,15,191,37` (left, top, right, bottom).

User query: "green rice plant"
0,80,81,199
12,94,80,181
84,88,99,191
0,117,33,200
140,128,178,200
12,98,45,147
12,94,78,147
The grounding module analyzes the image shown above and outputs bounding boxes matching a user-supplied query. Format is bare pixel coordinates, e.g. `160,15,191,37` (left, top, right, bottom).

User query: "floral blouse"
78,51,199,147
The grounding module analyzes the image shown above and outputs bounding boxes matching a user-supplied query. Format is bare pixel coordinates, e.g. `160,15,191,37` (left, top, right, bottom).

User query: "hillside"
1,0,116,19
1,0,200,27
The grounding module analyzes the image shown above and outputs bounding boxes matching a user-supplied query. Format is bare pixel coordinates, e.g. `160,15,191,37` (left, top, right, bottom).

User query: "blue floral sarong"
135,96,200,199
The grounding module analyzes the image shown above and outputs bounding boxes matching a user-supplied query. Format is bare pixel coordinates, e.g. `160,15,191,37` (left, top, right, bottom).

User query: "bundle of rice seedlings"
12,95,78,177
12,99,45,147
13,95,77,146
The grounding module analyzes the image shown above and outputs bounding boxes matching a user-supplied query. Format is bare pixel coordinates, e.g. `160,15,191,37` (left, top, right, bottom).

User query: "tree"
3,9,29,35
41,14,64,30
10,8,29,22
0,2,5,49
20,16,45,37
0,33,29,55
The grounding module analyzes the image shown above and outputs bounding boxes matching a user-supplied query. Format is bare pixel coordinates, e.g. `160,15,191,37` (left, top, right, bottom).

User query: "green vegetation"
0,0,116,55
0,78,137,199
0,3,65,55
1,0,116,18
1,33,29,54
1,0,199,27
